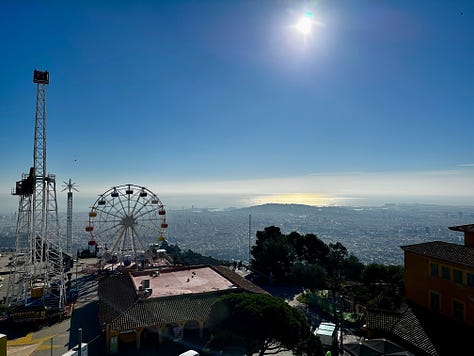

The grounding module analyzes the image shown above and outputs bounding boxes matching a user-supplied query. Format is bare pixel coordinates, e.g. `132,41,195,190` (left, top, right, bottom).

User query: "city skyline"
1,1,474,213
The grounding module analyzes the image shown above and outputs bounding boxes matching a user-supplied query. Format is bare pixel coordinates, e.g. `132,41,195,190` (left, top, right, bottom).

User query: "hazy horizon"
3,187,474,215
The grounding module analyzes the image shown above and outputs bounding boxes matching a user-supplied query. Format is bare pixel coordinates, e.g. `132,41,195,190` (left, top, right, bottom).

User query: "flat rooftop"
316,322,336,336
131,266,239,298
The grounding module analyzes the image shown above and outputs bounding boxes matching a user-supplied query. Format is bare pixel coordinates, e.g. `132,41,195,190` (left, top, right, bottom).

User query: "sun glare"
295,15,313,35
290,10,324,44
251,193,338,206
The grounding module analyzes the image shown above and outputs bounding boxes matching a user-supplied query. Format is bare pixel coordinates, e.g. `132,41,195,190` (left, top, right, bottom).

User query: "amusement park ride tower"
62,178,78,254
6,70,66,312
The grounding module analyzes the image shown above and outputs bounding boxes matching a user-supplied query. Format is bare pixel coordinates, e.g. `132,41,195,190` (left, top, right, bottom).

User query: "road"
3,259,104,356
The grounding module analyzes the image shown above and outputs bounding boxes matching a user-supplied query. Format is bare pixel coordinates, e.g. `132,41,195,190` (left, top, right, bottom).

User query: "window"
453,300,464,322
430,263,439,277
430,291,440,312
442,266,450,280
453,269,463,284
467,273,474,288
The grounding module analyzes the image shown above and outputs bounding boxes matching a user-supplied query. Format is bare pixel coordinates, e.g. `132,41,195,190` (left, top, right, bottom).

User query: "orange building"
401,224,474,327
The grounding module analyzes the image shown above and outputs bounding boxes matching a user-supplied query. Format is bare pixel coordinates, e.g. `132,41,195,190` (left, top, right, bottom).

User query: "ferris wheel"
85,184,167,262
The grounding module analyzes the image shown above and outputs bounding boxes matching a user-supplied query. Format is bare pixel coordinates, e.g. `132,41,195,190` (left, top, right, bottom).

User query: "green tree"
325,242,348,289
361,263,405,310
362,263,387,286
327,242,348,267
287,231,305,260
288,232,330,265
251,226,295,282
207,293,323,356
302,233,330,265
290,263,327,290
341,254,364,282
251,227,363,294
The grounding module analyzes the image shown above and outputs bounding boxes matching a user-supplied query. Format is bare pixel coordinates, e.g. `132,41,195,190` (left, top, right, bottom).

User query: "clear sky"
1,0,474,213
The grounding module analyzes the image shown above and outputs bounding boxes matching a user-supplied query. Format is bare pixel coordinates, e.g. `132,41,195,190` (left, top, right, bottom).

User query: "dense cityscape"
1,202,473,265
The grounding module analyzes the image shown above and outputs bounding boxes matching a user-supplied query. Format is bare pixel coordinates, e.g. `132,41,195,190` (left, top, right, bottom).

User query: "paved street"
3,259,104,356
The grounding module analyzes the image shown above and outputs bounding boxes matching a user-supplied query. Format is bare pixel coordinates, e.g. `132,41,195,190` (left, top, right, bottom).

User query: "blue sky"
1,0,474,212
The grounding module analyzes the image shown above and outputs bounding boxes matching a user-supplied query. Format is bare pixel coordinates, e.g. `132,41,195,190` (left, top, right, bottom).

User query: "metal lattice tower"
62,179,78,253
7,70,66,312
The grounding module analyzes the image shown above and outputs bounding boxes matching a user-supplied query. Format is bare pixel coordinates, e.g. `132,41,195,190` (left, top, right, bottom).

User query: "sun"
290,10,324,43
295,14,313,36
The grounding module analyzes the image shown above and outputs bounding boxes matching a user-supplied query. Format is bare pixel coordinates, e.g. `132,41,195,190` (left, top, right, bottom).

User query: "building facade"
98,264,267,354
401,224,474,327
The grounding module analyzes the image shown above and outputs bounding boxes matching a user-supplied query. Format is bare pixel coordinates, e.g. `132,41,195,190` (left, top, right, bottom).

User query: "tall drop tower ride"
7,70,66,313
62,178,78,253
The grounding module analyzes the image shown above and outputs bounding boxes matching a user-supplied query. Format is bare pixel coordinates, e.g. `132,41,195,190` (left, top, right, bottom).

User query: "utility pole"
248,214,252,263
78,328,83,356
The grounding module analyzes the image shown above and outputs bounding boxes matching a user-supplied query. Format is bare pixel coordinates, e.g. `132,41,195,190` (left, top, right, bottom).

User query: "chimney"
464,231,474,247
449,224,474,247
142,279,150,289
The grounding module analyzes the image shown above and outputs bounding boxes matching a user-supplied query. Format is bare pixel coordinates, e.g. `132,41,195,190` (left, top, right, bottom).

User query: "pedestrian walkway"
5,269,102,356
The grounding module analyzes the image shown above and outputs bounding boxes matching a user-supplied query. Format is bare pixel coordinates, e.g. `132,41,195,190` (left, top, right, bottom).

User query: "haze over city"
1,1,474,213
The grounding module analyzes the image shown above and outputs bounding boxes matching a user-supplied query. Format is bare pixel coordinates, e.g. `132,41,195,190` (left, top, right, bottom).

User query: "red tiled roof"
98,265,267,331
98,272,138,327
367,305,438,356
109,291,228,331
211,265,269,294
401,241,474,268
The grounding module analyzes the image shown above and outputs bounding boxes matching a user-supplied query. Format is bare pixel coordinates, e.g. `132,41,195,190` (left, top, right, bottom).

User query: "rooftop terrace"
131,266,239,298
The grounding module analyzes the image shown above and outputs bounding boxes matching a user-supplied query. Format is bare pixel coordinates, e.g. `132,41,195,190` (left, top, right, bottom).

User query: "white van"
178,351,199,356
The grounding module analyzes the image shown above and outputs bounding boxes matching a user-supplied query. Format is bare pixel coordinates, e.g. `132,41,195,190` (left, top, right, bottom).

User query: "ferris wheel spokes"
86,184,168,264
